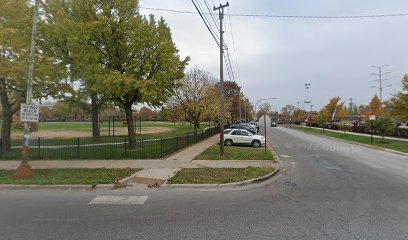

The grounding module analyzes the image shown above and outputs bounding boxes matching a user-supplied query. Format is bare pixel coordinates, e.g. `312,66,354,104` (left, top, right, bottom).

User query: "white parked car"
224,129,265,148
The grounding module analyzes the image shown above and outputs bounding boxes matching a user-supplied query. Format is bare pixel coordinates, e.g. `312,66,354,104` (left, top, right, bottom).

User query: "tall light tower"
304,83,312,104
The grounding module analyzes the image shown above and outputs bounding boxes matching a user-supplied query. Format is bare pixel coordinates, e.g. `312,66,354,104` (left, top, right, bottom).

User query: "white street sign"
20,104,40,123
369,115,376,121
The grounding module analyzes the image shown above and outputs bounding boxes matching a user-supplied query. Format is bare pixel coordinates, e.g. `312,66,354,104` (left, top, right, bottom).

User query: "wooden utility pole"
214,2,229,155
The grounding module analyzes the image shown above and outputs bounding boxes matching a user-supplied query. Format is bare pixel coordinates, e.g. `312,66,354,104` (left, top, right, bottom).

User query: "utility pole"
371,65,392,103
16,0,39,179
349,98,354,121
238,91,242,122
214,2,229,155
244,98,247,122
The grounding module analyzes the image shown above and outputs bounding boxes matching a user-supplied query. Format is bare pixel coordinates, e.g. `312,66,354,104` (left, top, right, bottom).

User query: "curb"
118,169,146,184
0,184,114,190
161,167,279,189
290,127,408,158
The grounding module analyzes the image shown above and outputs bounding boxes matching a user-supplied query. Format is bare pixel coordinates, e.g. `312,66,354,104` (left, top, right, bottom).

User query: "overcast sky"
140,0,408,111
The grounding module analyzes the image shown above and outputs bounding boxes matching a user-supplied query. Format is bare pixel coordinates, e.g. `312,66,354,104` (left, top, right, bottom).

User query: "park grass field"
9,121,211,139
2,123,219,160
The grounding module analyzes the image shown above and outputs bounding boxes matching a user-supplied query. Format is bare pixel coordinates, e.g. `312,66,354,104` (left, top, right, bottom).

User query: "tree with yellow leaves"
366,94,383,118
386,75,408,121
320,97,349,122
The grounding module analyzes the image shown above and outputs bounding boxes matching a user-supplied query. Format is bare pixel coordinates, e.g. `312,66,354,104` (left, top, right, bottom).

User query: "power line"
140,7,408,19
191,0,220,46
203,0,220,32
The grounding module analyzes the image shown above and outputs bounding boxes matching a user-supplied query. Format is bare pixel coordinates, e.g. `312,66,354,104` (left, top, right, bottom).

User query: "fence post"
176,135,179,151
202,129,204,140
0,138,2,159
160,138,163,158
187,133,189,146
124,138,127,158
38,138,41,160
77,138,80,159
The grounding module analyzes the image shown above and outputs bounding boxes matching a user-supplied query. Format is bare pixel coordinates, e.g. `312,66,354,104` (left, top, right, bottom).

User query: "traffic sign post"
369,115,376,144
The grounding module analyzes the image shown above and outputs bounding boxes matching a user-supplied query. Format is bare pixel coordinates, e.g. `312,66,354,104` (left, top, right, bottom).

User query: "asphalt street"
1,126,408,240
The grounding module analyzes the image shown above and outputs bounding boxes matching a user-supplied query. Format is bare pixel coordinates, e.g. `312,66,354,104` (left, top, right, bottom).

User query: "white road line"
280,155,292,158
367,164,384,169
88,196,148,205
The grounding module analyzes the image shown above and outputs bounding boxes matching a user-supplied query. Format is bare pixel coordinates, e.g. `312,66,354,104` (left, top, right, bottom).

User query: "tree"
0,0,65,157
366,94,383,118
74,0,188,147
42,0,112,142
386,75,408,121
293,108,307,123
369,115,394,141
320,97,348,123
203,85,232,124
317,110,328,132
215,81,242,122
258,103,271,119
175,68,213,132
281,105,296,123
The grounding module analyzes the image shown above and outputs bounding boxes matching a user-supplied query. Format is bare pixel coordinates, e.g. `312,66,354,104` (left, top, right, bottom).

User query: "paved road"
1,126,408,240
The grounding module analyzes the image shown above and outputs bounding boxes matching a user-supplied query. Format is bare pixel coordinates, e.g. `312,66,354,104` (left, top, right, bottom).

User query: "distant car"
229,124,257,134
271,121,277,127
224,129,233,134
224,129,265,148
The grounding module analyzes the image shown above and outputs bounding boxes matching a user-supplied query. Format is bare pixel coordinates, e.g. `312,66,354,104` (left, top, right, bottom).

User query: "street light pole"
254,98,277,154
254,98,277,121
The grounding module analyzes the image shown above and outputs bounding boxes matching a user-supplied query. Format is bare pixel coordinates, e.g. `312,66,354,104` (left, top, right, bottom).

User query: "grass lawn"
0,168,142,185
194,144,275,161
168,167,275,184
292,126,408,153
3,128,216,160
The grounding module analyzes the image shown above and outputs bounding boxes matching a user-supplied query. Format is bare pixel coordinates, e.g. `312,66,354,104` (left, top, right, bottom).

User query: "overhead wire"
140,7,408,19
191,0,220,46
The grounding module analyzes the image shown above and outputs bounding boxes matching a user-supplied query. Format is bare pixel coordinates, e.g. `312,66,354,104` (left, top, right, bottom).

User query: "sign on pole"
369,115,376,121
20,104,40,123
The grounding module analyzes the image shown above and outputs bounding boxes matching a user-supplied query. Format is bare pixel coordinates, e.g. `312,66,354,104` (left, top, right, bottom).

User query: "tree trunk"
0,91,12,158
124,103,136,149
91,94,100,142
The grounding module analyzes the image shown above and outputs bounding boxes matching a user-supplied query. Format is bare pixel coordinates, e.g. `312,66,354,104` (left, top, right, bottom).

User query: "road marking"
88,196,148,205
368,164,384,169
280,155,292,158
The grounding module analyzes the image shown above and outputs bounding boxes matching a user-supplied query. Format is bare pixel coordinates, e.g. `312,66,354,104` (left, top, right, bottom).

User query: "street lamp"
254,98,277,121
254,98,277,154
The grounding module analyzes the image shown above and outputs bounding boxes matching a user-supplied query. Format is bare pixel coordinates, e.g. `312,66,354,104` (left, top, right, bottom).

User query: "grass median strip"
167,167,275,184
194,145,275,161
292,126,408,153
0,168,142,185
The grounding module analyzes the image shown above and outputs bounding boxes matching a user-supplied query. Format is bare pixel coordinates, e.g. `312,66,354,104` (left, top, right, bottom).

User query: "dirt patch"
11,127,172,139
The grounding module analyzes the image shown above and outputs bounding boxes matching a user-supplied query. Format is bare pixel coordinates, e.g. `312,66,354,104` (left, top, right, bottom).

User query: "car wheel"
224,139,233,146
252,140,261,148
